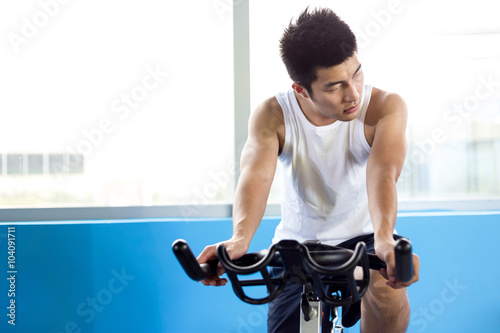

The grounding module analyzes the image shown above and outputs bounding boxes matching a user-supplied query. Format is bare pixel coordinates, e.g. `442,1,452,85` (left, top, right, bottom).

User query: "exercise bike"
172,237,413,333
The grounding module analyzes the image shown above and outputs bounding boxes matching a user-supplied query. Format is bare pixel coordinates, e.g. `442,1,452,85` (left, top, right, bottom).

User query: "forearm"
231,169,274,251
367,168,399,242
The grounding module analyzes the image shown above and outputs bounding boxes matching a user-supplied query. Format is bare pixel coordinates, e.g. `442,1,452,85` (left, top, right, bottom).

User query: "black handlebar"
172,240,218,281
394,238,413,283
172,238,413,282
172,239,271,281
172,237,414,306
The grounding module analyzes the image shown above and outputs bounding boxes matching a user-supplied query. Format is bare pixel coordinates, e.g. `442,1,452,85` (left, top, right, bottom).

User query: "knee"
361,278,410,332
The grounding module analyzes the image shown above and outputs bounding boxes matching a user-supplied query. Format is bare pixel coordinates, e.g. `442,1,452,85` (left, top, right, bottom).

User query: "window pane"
68,155,84,174
250,0,500,202
7,155,23,175
0,1,233,208
48,154,64,174
28,154,43,174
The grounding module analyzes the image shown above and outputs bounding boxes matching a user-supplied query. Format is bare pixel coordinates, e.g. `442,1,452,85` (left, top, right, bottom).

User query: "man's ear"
292,82,310,99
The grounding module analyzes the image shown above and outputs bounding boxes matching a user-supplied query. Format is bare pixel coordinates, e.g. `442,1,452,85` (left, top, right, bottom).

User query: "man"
197,7,419,333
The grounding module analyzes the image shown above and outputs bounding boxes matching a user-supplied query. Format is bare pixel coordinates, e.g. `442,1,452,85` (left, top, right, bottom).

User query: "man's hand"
196,238,249,287
375,237,420,289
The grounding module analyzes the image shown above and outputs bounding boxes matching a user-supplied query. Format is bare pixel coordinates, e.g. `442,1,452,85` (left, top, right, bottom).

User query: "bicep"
239,101,281,182
367,95,408,180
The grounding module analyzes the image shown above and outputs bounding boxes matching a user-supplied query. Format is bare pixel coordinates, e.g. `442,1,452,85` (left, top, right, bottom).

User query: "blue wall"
0,211,499,333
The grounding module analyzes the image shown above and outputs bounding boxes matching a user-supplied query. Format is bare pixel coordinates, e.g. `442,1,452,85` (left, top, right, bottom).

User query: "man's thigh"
267,267,302,333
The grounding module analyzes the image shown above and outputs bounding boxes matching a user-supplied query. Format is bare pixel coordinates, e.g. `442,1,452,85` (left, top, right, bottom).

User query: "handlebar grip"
394,238,413,283
172,239,217,281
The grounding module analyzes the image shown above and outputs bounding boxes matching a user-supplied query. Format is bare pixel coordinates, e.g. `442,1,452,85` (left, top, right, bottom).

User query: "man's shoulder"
247,95,286,153
370,87,406,111
366,87,408,124
252,95,285,124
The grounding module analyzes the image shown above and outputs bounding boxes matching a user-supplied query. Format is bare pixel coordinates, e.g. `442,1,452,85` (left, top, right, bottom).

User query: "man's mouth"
344,103,359,114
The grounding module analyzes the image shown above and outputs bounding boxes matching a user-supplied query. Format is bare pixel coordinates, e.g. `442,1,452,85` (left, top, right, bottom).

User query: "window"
1,1,498,213
0,1,234,208
249,0,500,203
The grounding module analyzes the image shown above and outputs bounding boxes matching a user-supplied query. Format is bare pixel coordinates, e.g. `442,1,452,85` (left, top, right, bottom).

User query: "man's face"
305,53,364,124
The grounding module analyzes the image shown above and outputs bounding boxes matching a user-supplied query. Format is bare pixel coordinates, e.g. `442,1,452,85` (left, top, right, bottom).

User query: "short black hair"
279,7,358,94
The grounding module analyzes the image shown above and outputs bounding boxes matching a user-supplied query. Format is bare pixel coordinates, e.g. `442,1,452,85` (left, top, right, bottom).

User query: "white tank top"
272,85,374,246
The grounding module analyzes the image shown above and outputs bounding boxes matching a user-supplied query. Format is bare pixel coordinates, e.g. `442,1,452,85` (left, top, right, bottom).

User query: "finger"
216,262,226,277
393,254,420,288
201,277,215,286
386,276,415,289
412,254,420,282
379,267,396,283
202,276,228,286
379,268,389,280
388,273,419,289
385,259,398,282
386,280,407,289
216,277,228,286
197,245,217,264
386,276,414,289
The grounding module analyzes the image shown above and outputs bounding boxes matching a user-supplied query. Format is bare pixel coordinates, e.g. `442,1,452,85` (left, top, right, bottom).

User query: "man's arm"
366,92,419,288
197,98,282,286
231,98,281,251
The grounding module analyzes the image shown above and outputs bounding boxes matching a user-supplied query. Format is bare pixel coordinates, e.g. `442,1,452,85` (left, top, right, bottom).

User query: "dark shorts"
267,233,402,333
